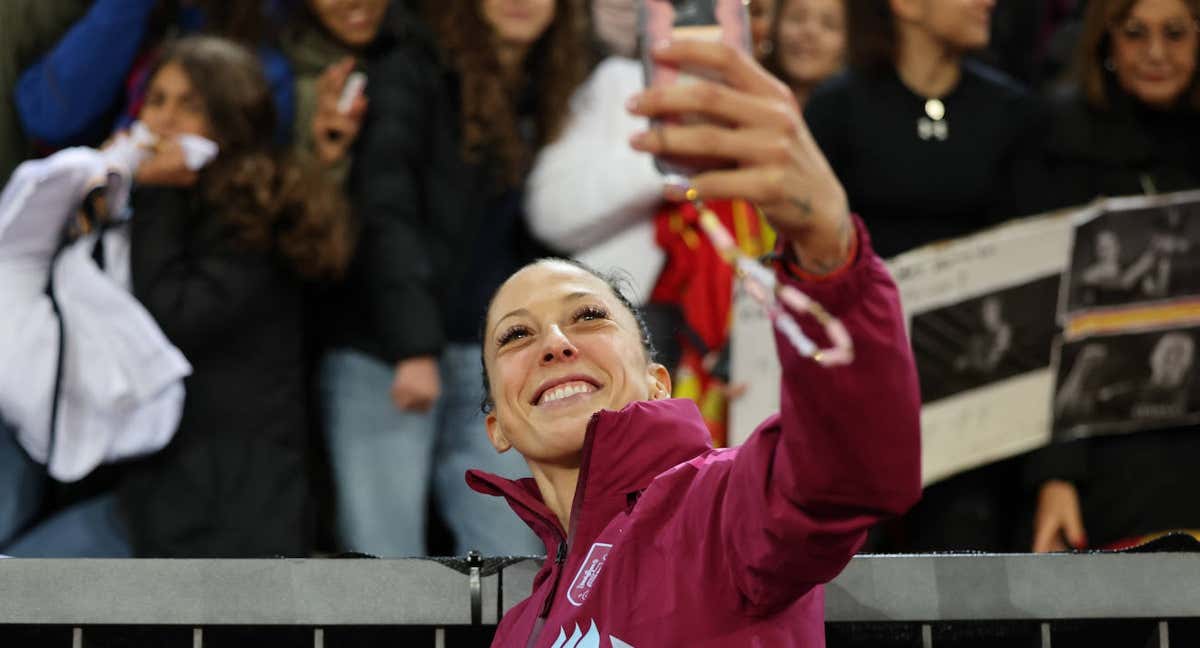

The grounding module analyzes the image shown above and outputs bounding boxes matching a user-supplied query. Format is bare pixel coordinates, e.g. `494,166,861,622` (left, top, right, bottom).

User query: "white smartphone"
640,0,753,177
337,71,367,115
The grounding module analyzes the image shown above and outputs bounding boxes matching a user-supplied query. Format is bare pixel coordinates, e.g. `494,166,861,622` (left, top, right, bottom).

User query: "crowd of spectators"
0,0,1198,559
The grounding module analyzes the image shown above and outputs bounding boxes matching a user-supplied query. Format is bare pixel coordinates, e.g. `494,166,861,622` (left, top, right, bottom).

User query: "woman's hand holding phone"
628,39,852,275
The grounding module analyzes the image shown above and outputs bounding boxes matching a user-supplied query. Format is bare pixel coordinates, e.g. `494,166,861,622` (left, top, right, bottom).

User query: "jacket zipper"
540,539,569,616
524,537,566,648
525,411,605,647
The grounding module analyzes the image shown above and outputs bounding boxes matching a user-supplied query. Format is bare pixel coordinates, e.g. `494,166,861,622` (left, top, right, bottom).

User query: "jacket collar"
466,398,712,554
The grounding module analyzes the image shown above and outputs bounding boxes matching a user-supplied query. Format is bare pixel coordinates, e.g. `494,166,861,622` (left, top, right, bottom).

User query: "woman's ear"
646,362,672,400
486,412,513,453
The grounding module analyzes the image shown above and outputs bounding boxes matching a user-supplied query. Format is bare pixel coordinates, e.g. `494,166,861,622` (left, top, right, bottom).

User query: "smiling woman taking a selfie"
467,37,921,647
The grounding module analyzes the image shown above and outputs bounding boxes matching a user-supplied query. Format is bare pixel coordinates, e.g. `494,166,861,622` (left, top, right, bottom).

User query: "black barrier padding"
827,621,921,647
1050,619,1160,648
930,621,1042,647
0,625,73,645
318,626,435,646
322,626,497,647
1168,619,1200,644
200,626,314,647
79,626,191,647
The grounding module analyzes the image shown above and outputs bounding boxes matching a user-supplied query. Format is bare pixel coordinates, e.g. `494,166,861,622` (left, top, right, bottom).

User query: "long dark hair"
149,36,354,279
425,0,591,186
845,0,897,73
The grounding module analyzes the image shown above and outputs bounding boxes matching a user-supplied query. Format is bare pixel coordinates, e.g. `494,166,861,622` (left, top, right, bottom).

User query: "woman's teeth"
538,381,597,405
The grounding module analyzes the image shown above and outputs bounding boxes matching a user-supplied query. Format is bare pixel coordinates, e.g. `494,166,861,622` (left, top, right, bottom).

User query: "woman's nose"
1146,33,1168,60
539,325,578,365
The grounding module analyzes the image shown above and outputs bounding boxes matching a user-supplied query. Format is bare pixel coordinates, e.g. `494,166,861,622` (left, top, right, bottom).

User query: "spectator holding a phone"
320,0,590,557
282,0,390,181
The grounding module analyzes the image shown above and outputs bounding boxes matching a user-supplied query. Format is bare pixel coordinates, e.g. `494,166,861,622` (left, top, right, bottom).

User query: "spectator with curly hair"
320,0,591,557
2,36,352,558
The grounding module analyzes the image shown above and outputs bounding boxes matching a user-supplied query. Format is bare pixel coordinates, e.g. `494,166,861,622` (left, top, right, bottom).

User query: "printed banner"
892,213,1072,484
730,190,1200,485
1052,191,1200,441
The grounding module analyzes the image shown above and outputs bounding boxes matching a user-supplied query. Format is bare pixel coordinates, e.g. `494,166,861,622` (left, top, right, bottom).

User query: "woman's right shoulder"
1042,83,1108,155
806,69,857,104
364,11,448,82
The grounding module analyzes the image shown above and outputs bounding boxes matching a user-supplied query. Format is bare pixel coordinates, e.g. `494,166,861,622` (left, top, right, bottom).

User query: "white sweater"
525,57,665,303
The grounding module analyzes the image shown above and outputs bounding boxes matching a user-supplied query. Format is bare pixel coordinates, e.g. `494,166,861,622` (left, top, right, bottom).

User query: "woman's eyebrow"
491,291,601,336
494,308,531,331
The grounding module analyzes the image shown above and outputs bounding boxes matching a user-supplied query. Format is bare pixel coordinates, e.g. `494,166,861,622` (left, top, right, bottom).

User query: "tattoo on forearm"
795,217,852,276
791,197,813,216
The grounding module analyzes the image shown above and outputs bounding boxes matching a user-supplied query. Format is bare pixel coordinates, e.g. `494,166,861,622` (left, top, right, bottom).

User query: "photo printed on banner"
912,275,1060,404
1061,197,1200,316
1052,326,1200,441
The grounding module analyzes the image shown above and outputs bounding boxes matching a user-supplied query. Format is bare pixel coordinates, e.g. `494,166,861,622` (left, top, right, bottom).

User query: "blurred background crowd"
0,0,1198,559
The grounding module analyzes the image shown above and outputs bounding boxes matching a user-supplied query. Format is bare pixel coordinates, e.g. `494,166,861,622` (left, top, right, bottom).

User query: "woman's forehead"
492,263,609,313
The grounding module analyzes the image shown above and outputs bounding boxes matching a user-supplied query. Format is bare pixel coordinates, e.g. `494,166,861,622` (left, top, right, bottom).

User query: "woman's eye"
573,305,609,322
497,325,531,347
1166,24,1192,41
1121,24,1148,40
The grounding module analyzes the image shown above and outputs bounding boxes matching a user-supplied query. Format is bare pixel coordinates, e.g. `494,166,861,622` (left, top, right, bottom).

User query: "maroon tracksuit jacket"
468,218,922,647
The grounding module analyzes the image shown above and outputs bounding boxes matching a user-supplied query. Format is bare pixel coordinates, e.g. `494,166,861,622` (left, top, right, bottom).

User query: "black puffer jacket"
1040,83,1200,211
122,187,310,557
325,15,555,364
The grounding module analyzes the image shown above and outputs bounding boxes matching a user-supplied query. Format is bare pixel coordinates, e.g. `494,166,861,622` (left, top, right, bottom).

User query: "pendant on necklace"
924,98,945,121
917,98,949,141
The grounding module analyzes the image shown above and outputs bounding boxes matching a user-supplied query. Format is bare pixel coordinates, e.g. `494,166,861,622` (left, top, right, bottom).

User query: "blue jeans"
0,418,44,547
321,345,542,557
1,494,132,557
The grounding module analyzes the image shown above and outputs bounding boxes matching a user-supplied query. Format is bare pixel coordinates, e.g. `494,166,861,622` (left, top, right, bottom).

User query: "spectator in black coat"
1031,0,1200,553
1041,0,1200,211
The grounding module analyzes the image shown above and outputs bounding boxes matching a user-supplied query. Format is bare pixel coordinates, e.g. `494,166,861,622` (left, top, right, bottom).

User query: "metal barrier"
2,553,1198,646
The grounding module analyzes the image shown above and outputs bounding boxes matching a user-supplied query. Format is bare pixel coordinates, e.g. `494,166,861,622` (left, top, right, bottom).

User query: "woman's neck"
790,82,814,109
496,43,529,83
894,24,962,99
530,462,580,534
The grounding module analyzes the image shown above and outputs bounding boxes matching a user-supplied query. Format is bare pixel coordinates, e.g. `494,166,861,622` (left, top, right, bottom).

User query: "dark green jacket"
280,18,359,185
